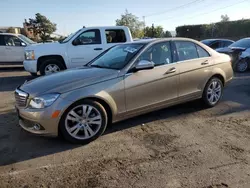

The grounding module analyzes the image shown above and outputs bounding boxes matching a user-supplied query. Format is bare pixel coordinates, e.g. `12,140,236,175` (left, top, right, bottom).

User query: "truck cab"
23,26,133,75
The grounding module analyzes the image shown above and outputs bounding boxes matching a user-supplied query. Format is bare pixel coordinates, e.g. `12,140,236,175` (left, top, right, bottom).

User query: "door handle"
201,60,209,65
165,67,176,74
94,48,103,51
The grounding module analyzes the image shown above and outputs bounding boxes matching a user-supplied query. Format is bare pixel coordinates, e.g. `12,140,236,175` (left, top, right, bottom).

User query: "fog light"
33,123,41,130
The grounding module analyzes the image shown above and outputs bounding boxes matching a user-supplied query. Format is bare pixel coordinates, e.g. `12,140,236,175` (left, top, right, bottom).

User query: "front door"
2,35,24,62
67,29,104,68
125,41,179,112
174,40,212,99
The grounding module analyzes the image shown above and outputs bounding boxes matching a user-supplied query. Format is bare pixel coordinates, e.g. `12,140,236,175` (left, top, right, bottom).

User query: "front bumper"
23,60,37,73
16,97,72,136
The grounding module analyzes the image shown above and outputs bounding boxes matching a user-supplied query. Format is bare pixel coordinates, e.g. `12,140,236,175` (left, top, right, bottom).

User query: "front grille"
15,89,28,107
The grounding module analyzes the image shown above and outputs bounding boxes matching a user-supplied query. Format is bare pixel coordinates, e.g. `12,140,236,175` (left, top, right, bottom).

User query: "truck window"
105,29,126,43
75,29,101,45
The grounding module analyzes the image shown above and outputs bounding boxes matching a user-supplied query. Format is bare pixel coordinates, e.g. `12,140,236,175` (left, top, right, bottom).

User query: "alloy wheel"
237,60,248,72
65,105,102,140
44,64,60,75
206,80,222,105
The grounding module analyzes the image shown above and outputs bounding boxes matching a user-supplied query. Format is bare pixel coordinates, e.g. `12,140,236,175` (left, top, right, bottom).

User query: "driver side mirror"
135,60,154,71
72,38,81,46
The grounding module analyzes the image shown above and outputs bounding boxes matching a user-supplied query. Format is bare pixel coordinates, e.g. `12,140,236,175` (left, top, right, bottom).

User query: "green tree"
164,30,172,37
144,25,164,38
26,13,57,42
221,14,230,22
6,27,16,33
116,10,144,38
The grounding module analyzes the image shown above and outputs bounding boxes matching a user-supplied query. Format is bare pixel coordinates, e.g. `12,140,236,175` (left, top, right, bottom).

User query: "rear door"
174,40,212,99
67,29,104,68
103,29,127,49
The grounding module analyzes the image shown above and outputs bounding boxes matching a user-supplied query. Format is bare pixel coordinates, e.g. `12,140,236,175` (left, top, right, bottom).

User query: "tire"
235,59,249,73
59,100,108,144
202,77,223,108
39,59,65,76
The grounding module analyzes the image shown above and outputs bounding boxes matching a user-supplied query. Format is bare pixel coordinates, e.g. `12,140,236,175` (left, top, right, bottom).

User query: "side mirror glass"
135,60,154,71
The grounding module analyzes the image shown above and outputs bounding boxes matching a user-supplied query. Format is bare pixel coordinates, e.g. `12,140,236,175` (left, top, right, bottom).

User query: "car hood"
20,67,119,96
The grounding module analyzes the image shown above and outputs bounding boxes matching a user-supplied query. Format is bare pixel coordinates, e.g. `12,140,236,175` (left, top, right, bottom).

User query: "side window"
75,29,101,45
210,41,219,49
0,36,4,46
105,29,126,43
223,41,233,47
138,42,173,66
4,35,22,46
175,41,198,61
196,45,210,58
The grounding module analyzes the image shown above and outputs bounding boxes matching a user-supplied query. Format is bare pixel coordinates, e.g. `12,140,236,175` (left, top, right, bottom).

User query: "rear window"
229,38,250,48
105,29,126,43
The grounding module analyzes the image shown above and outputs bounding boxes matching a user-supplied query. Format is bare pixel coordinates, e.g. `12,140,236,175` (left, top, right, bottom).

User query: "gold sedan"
15,38,233,144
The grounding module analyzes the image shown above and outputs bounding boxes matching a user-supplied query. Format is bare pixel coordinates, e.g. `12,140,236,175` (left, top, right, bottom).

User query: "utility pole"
143,16,146,37
152,24,154,38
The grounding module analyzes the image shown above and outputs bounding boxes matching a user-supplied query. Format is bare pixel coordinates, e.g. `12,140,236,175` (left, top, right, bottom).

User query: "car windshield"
60,29,82,43
89,43,144,70
18,34,36,44
229,38,250,48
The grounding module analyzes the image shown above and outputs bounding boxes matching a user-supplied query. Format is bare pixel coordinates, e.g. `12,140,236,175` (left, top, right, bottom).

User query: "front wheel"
59,100,108,144
235,59,249,73
39,59,65,76
202,77,223,107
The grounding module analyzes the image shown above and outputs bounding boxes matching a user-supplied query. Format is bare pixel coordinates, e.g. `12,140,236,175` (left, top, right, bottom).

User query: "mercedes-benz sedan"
15,38,233,144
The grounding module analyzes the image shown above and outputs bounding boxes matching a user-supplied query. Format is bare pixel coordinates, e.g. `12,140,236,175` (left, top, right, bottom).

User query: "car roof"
0,33,19,36
201,39,234,42
129,37,207,44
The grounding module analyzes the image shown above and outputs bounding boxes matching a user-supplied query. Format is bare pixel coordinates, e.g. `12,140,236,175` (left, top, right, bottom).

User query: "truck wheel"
40,59,65,76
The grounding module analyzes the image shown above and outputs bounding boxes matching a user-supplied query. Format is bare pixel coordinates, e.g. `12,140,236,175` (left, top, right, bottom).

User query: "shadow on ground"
0,71,250,167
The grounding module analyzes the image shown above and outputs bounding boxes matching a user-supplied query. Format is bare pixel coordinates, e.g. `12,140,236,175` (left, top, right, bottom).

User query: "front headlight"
29,93,60,109
25,50,35,60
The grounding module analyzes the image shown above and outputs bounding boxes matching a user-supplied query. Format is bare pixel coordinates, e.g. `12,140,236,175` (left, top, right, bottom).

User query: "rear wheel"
59,100,108,144
39,59,65,76
202,77,223,107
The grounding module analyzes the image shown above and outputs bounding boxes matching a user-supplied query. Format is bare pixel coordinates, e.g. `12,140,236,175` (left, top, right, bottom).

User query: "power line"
145,0,204,17
154,0,249,23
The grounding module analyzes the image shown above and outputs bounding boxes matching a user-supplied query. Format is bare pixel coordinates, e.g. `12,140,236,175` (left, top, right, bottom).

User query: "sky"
1,0,250,36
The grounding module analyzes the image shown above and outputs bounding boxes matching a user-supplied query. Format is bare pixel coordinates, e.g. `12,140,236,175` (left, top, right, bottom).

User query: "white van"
0,33,35,65
23,26,133,75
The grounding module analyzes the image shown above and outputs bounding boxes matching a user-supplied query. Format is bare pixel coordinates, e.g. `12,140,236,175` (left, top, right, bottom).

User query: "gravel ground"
0,67,250,188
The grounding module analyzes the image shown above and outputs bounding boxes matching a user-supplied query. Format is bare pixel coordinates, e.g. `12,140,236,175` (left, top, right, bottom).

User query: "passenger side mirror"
135,60,154,71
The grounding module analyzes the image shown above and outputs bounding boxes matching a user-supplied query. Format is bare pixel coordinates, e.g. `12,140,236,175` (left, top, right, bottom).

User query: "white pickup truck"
24,26,133,75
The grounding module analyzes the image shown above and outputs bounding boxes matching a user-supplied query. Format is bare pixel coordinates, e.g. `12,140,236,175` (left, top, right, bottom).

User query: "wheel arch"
37,55,67,72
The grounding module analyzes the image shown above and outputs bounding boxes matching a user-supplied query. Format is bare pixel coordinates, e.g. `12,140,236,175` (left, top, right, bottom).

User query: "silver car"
15,38,233,144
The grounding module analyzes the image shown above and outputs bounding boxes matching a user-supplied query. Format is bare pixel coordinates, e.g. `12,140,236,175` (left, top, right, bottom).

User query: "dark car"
201,39,234,50
216,38,250,72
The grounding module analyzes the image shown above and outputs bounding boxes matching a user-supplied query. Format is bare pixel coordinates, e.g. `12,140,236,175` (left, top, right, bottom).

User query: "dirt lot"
0,67,250,188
